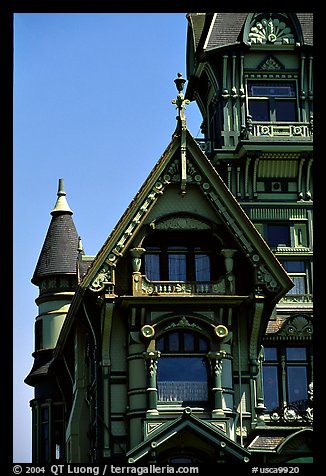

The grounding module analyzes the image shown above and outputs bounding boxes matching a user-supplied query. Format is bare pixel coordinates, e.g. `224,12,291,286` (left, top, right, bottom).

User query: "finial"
77,236,84,254
172,73,190,116
174,72,186,93
51,178,73,215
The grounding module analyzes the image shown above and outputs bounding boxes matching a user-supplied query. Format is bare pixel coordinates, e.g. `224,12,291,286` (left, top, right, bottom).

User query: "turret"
25,179,81,393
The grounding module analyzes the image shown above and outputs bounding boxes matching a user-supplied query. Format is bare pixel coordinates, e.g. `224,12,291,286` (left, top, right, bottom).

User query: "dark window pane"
156,337,164,352
281,261,305,272
168,332,179,352
287,277,306,295
41,407,49,421
145,254,160,281
195,254,211,281
267,224,290,247
264,347,277,361
158,357,208,401
249,99,269,121
248,82,296,97
263,365,279,410
275,100,297,121
287,366,307,403
286,347,307,361
168,254,187,280
183,332,195,352
199,337,209,352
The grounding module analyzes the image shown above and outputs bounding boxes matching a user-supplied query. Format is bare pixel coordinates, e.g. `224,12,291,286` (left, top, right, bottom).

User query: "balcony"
196,120,312,156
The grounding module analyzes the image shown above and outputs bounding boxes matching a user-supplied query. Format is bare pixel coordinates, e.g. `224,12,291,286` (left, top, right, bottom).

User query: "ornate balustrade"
267,399,313,425
132,274,235,296
279,293,313,304
251,121,311,139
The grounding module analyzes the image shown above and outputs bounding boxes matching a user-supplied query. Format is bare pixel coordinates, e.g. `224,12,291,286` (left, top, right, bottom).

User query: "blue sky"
13,12,203,462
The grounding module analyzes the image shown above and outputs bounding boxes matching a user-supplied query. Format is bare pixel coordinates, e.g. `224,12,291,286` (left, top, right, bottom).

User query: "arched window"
156,330,209,405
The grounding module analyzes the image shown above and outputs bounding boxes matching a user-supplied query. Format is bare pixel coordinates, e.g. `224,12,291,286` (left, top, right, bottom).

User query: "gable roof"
79,127,293,302
126,409,251,463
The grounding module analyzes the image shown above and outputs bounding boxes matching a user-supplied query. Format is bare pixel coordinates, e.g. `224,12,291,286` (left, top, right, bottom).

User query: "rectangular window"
158,357,208,402
266,224,291,247
195,253,211,281
281,260,307,296
168,248,187,281
145,253,160,281
263,366,279,410
263,345,311,412
247,81,297,122
287,366,308,403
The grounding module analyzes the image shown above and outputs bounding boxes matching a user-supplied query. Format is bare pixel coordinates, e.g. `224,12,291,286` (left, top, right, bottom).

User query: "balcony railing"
279,293,313,304
195,119,312,153
267,398,313,425
241,117,313,141
251,121,312,139
132,274,235,296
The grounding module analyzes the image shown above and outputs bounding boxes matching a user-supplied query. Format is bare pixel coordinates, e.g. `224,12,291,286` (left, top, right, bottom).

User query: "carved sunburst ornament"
248,17,294,44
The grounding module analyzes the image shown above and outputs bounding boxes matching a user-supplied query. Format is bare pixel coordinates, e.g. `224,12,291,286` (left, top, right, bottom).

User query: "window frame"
262,344,312,412
247,79,298,122
254,221,309,249
156,330,211,406
143,231,220,282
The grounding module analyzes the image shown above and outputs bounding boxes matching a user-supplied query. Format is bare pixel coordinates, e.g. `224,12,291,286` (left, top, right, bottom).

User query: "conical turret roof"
31,179,80,285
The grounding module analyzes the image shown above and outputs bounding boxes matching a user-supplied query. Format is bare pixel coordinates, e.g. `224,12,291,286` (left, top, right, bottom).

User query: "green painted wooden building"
25,12,313,465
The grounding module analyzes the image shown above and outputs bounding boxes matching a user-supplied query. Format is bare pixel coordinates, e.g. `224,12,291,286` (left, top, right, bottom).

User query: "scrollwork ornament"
90,264,112,292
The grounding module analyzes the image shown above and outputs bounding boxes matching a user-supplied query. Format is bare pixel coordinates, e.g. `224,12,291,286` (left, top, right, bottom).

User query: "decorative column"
221,249,237,294
255,346,266,425
143,350,161,416
130,247,145,296
208,350,226,416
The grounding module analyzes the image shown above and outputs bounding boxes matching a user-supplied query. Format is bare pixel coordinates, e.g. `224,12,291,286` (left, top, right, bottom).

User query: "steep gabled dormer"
47,78,293,463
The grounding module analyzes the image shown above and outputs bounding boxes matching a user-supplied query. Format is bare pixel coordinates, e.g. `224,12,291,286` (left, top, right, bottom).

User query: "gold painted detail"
139,275,228,296
90,264,113,293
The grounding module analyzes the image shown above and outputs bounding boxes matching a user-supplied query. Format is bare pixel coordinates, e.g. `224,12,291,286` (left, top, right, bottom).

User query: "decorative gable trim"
258,55,285,70
128,409,251,463
82,130,292,301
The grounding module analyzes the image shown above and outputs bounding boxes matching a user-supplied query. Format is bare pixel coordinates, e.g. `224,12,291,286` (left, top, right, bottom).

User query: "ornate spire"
32,179,79,285
172,73,190,195
51,178,73,215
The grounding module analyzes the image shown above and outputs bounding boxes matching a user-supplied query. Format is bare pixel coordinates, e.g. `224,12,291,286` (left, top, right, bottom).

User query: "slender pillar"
143,350,161,416
208,350,226,416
